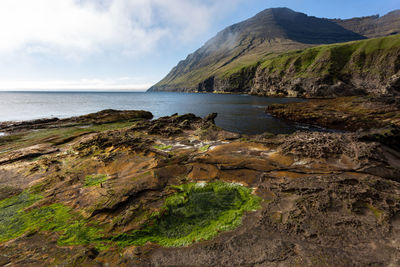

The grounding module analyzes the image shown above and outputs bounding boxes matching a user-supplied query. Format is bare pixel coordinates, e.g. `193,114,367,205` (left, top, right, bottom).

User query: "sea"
0,91,309,135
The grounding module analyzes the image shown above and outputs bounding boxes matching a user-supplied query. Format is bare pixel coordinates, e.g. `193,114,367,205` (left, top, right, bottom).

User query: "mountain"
330,9,400,38
148,8,400,96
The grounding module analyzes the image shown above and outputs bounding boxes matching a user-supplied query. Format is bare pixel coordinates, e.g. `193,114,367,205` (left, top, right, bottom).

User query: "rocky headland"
0,109,399,266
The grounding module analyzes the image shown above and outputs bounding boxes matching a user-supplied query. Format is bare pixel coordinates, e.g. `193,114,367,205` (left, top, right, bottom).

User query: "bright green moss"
84,174,109,187
0,192,106,248
198,144,211,152
57,219,104,247
153,144,172,151
112,181,261,247
0,192,43,242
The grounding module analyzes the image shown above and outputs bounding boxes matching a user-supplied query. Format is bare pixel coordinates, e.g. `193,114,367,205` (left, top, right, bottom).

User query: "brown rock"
0,144,58,165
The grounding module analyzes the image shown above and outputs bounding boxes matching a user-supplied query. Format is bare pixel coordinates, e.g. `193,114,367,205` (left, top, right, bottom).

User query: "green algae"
0,192,43,242
153,144,172,151
1,182,261,249
112,181,261,247
198,144,210,152
0,192,106,248
84,174,109,187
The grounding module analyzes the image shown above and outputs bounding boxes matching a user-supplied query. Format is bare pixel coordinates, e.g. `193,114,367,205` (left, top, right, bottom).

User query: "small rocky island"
0,107,399,266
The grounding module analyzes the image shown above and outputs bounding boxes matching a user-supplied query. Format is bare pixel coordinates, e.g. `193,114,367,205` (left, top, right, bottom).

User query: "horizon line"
0,89,150,93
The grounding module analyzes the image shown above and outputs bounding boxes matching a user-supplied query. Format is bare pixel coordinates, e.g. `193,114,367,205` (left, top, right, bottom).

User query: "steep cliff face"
197,64,259,93
251,35,400,97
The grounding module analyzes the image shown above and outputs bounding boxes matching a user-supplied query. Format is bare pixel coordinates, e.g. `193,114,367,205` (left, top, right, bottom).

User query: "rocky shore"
0,109,399,266
267,96,400,150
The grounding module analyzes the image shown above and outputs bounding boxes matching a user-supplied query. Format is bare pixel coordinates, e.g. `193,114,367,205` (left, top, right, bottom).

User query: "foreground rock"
0,144,58,165
0,110,399,266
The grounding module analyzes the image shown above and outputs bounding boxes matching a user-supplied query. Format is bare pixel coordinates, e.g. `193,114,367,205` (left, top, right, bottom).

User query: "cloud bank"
0,78,152,91
0,0,240,58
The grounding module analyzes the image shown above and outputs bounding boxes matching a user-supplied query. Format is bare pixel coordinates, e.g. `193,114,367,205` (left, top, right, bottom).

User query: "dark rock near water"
358,126,400,151
204,112,218,124
267,96,400,132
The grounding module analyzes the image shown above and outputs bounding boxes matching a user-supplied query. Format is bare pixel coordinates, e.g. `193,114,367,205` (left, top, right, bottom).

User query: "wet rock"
266,96,400,132
70,109,153,124
204,113,218,124
131,113,205,137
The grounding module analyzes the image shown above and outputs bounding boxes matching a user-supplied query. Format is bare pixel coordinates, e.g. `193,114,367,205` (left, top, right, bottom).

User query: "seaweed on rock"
112,182,261,247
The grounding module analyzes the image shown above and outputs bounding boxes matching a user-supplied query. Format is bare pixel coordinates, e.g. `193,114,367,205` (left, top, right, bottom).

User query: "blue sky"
0,0,398,91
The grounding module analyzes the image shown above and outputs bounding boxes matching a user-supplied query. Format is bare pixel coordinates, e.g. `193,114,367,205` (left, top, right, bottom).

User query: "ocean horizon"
0,91,306,134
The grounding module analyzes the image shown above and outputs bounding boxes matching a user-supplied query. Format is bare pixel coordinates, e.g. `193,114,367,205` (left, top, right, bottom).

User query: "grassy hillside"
250,34,400,97
258,34,400,79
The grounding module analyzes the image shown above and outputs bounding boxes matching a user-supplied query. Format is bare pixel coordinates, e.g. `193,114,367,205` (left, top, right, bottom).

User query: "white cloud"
0,78,153,91
0,0,240,58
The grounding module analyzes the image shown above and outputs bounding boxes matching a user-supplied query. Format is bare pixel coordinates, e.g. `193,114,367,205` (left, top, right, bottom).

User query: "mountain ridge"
330,9,400,38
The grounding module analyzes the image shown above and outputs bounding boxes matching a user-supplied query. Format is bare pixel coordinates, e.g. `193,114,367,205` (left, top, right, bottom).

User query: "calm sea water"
0,91,307,135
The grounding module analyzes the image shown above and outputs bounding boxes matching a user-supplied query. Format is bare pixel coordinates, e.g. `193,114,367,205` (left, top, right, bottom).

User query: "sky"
0,0,398,91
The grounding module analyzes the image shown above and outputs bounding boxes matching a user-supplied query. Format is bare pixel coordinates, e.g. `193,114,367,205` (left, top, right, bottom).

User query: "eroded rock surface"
0,110,399,266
